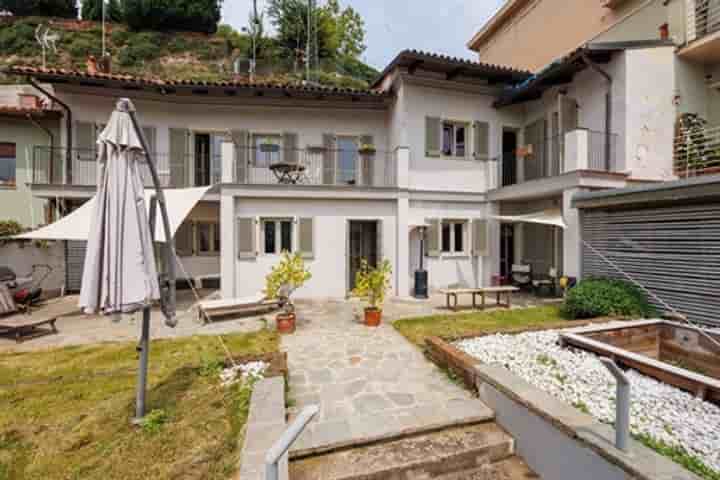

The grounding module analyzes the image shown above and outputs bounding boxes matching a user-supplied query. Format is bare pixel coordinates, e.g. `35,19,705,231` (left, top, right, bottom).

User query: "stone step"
434,456,541,480
289,422,515,480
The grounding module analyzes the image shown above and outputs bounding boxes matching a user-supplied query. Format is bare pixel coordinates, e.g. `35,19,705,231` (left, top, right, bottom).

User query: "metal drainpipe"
581,52,612,171
26,112,55,184
27,78,72,184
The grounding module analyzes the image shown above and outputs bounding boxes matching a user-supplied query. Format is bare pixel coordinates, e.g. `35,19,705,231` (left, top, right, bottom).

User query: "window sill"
440,253,470,259
0,184,17,190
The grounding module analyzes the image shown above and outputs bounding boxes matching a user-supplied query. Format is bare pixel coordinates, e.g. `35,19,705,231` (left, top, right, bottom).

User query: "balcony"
491,129,620,190
674,124,720,177
680,0,720,63
234,146,397,188
32,147,221,189
32,145,398,190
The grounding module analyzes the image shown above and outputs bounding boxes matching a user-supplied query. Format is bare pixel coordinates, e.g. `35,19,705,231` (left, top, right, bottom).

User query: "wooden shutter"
231,130,249,183
175,221,194,257
322,134,335,185
169,128,188,187
283,132,298,164
426,218,440,257
237,217,257,259
141,126,156,154
425,117,441,157
473,121,490,160
561,97,579,134
360,135,374,186
75,121,94,162
298,217,314,259
376,219,383,262
472,219,488,256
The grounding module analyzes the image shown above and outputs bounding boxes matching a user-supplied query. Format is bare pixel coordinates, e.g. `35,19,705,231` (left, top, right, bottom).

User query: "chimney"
87,55,98,74
18,93,40,109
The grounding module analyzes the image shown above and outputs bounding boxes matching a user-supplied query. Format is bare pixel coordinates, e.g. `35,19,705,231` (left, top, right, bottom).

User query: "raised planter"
276,312,296,334
364,307,382,327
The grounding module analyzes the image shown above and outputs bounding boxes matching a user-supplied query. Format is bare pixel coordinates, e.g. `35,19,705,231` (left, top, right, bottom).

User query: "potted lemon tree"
352,259,392,327
265,252,311,334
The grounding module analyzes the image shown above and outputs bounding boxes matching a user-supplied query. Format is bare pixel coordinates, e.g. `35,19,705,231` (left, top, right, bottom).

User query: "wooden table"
269,162,306,184
439,286,520,311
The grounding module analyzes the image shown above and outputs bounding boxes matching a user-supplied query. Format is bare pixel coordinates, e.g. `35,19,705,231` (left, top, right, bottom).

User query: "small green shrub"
561,278,656,319
67,35,102,59
118,32,160,66
635,433,720,480
139,409,168,434
0,220,23,238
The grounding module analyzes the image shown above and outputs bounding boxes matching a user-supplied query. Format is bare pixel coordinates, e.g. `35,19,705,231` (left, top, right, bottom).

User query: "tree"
327,0,365,59
124,0,222,34
267,0,338,63
0,0,78,17
81,0,124,22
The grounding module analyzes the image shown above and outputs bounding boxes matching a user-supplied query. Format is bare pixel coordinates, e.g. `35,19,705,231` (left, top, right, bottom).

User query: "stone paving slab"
283,299,495,457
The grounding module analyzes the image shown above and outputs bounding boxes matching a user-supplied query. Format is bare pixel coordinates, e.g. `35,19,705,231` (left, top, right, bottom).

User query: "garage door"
582,203,720,327
65,240,87,293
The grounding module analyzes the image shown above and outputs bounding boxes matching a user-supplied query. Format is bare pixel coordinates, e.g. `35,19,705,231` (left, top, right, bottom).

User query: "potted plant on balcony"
352,259,392,327
358,143,376,155
265,251,312,334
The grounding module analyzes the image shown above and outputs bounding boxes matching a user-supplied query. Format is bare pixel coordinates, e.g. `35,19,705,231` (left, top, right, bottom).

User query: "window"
336,136,359,184
195,221,220,255
0,142,16,186
262,218,293,254
441,220,466,254
252,134,282,167
442,122,468,157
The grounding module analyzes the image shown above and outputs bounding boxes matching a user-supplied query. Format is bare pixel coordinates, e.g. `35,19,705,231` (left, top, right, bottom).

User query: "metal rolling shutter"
65,240,87,293
581,203,720,327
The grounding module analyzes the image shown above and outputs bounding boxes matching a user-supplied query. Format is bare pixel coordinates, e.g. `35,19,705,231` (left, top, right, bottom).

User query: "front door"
348,221,378,290
194,133,211,186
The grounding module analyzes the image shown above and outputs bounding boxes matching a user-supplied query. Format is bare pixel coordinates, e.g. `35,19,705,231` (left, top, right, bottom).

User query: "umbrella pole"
134,196,157,422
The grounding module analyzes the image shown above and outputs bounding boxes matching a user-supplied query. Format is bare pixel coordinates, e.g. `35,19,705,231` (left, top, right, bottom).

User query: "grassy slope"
393,305,566,347
0,17,377,89
0,330,278,480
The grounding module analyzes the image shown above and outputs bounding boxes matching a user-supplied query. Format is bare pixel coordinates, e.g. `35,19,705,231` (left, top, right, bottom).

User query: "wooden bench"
0,295,79,343
439,287,520,311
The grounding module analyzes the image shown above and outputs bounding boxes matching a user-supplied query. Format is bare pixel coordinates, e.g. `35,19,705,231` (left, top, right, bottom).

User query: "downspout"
581,52,612,171
27,78,72,184
26,112,55,184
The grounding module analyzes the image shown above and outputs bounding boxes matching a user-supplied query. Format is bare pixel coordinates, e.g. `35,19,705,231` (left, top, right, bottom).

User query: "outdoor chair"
532,267,558,297
511,264,532,289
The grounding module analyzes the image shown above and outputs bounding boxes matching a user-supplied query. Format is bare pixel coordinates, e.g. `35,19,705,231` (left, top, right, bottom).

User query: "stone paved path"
284,298,493,456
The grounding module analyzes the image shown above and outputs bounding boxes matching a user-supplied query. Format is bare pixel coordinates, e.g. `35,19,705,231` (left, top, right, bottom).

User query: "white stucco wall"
397,81,523,193
228,197,398,299
408,200,491,291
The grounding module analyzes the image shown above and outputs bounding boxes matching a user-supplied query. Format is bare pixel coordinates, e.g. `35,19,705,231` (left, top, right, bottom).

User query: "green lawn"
0,330,279,480
393,305,568,347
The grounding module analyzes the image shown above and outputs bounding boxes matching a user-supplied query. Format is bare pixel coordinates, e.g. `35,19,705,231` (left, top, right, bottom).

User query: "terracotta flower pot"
276,312,296,334
364,307,382,327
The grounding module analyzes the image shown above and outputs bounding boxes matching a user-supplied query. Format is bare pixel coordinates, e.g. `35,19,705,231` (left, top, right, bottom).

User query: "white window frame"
442,120,469,158
0,142,17,187
251,133,283,167
195,221,220,256
440,219,468,256
261,217,294,255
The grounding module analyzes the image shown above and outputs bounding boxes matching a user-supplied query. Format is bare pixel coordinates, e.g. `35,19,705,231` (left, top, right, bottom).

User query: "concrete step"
435,456,541,480
289,422,516,480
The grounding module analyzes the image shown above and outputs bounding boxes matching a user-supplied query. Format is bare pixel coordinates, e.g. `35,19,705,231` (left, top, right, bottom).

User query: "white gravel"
455,329,720,471
220,361,267,387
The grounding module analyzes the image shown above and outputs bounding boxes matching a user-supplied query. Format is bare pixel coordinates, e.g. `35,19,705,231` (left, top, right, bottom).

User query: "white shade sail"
493,208,567,229
15,186,211,242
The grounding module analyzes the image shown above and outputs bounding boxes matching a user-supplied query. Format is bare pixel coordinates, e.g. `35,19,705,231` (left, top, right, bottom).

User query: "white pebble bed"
455,329,720,472
220,361,267,387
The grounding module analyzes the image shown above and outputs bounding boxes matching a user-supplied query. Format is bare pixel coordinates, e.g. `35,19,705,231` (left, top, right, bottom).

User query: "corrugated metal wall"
582,203,720,327
65,240,86,293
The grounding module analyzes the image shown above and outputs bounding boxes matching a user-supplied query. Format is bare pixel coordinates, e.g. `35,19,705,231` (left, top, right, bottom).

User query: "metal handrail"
599,358,630,452
265,405,319,480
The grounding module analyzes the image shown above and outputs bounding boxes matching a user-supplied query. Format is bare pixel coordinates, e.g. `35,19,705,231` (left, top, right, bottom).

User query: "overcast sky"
221,0,505,70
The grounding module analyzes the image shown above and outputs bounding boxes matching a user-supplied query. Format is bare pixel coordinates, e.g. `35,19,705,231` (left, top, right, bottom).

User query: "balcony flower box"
358,144,376,155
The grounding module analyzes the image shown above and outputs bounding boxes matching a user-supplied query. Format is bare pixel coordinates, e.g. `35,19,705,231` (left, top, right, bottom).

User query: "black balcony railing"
32,147,221,188
234,146,397,187
32,146,398,189
493,129,620,188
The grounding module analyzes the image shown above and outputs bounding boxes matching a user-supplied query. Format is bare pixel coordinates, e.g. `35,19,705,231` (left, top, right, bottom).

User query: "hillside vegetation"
0,16,379,89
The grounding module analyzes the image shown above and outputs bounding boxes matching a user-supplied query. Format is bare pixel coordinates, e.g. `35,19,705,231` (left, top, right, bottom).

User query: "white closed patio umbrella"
79,98,176,421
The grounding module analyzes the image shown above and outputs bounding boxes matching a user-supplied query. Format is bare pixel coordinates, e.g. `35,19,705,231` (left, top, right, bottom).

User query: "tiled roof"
4,65,391,98
371,49,531,89
0,105,60,117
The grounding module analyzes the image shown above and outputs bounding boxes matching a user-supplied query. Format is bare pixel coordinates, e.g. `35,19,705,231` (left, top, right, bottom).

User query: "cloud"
221,0,505,69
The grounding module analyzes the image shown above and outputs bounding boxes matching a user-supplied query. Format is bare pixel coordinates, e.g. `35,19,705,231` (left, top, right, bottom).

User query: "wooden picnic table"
439,286,520,311
269,162,306,184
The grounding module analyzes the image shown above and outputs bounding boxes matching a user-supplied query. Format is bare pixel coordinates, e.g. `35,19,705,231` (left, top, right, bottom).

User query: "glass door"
336,136,358,185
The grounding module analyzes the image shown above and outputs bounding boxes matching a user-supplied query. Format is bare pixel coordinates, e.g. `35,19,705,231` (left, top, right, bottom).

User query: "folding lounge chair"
511,264,532,289
0,290,79,343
